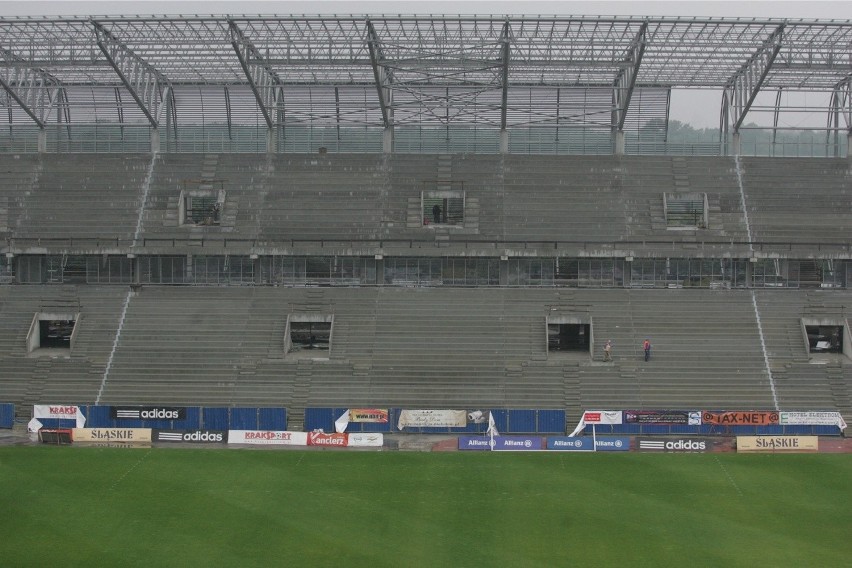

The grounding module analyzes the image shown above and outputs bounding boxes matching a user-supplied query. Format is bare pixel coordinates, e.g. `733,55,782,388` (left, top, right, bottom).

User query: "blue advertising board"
549,436,630,451
458,436,544,451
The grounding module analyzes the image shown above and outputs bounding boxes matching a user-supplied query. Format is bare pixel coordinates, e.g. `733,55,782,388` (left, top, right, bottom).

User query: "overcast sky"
2,1,849,129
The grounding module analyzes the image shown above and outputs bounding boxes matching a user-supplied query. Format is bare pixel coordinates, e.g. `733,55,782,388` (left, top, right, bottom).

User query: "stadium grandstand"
0,13,851,432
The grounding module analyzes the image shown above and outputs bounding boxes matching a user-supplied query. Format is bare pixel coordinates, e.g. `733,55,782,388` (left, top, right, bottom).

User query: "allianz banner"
702,411,779,426
737,436,819,453
458,436,543,451
73,428,152,443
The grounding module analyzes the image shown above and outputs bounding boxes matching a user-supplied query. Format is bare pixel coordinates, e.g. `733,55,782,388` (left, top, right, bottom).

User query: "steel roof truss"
228,19,283,128
725,25,785,131
92,21,168,128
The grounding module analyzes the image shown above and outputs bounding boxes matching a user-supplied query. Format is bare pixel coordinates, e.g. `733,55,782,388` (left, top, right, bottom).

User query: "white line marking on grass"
110,449,152,491
296,453,306,466
714,455,743,497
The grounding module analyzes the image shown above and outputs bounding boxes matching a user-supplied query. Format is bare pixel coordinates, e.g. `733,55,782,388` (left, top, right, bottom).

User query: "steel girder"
612,22,647,132
228,19,284,128
93,21,171,128
1,15,851,131
0,49,63,128
722,25,785,133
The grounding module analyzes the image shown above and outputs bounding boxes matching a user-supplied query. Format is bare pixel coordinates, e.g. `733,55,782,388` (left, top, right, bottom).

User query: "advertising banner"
458,437,493,451
702,411,779,426
582,411,623,425
625,411,701,425
590,437,631,452
779,412,847,430
493,436,544,451
111,406,187,421
349,409,389,423
33,405,86,428
347,433,384,448
154,430,228,444
72,428,152,443
228,430,308,446
736,436,819,453
457,436,543,451
637,438,710,452
307,432,349,447
397,409,467,429
547,437,594,451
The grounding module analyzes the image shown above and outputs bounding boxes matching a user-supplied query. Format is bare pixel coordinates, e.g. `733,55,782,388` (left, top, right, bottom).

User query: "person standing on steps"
643,339,651,362
432,203,441,224
603,339,613,362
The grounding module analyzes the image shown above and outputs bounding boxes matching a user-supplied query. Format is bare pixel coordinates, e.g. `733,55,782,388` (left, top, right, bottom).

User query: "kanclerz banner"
349,409,389,423
625,411,701,425
111,406,187,421
307,432,348,447
154,430,227,444
72,428,152,443
397,409,467,429
702,411,779,426
737,436,819,453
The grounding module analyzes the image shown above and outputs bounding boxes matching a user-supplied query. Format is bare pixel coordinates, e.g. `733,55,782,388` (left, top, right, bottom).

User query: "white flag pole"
592,424,597,452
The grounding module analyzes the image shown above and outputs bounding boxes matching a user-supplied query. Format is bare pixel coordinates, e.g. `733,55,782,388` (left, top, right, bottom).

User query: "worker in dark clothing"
432,204,441,224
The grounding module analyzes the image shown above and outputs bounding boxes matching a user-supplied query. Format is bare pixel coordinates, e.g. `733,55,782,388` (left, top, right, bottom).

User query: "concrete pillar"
37,129,47,153
252,255,262,285
746,258,754,288
622,257,633,287
374,255,384,285
499,256,509,286
150,128,160,154
382,127,394,154
266,128,278,154
731,132,742,156
499,129,509,154
613,130,625,156
847,132,852,159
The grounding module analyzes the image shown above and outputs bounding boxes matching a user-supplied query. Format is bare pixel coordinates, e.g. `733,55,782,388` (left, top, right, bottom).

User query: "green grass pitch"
1,447,850,567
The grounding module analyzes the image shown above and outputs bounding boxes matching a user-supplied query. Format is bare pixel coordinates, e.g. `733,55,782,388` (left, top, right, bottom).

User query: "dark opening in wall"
806,325,843,353
290,321,331,351
422,191,464,226
39,319,75,349
548,323,590,352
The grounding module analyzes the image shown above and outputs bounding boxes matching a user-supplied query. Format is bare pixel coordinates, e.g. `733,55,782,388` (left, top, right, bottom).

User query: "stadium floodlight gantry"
0,14,851,155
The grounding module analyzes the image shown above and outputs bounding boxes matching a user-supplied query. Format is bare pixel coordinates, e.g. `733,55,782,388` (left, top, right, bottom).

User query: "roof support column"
611,22,647,155
499,20,511,154
93,21,168,130
0,49,63,152
229,19,284,153
366,20,394,153
722,25,784,138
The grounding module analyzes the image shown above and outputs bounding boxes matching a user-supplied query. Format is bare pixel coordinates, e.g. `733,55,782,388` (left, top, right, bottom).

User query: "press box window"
286,314,333,359
665,193,707,229
423,191,464,226
27,312,80,354
546,315,591,354
179,185,225,227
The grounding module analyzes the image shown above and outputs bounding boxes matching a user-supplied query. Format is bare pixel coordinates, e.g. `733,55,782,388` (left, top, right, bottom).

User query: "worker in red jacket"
643,339,651,362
